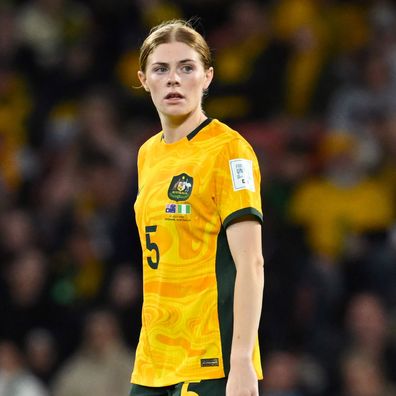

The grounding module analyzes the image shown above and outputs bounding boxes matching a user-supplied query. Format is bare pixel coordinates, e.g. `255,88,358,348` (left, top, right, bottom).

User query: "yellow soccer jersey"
131,118,263,386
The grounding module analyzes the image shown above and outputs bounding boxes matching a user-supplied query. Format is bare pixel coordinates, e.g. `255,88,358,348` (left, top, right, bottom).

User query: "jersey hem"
130,372,263,387
131,373,226,387
223,207,263,229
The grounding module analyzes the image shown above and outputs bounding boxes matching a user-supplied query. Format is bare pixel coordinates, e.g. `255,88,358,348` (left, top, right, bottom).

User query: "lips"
165,92,184,100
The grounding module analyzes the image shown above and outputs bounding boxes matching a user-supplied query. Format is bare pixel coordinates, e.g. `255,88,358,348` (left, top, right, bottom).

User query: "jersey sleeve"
214,137,263,228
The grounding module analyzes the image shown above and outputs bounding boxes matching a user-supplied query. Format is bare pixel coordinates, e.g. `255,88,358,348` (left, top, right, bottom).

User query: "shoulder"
206,119,255,152
207,119,245,139
137,131,162,158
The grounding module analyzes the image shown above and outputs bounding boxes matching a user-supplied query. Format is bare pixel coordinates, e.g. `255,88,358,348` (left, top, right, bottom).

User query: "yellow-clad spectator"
330,2,371,56
271,0,370,116
271,0,331,116
0,65,32,192
288,133,394,259
205,0,269,120
139,0,182,29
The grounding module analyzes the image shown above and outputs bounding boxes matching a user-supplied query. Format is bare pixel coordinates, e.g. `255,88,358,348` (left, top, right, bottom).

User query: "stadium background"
1,0,396,395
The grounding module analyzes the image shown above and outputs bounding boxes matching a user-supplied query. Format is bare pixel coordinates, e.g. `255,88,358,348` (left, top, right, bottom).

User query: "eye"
181,64,194,73
153,66,168,73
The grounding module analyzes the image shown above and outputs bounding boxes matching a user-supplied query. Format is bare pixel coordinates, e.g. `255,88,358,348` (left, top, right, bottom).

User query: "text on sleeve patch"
229,158,255,192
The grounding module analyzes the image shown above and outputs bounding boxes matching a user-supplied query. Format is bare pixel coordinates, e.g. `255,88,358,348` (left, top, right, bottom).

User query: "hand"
226,359,259,396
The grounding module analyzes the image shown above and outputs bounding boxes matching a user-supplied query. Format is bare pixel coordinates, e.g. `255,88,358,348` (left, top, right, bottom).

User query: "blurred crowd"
1,0,396,395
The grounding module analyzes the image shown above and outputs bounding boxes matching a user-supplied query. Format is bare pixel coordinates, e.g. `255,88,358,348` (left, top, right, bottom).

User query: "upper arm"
226,218,263,271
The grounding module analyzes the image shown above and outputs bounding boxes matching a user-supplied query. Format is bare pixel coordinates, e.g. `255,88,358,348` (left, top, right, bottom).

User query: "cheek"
146,80,162,99
146,73,162,89
188,76,206,93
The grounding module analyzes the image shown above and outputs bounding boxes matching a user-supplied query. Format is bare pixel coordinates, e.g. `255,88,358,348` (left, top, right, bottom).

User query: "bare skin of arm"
225,218,264,396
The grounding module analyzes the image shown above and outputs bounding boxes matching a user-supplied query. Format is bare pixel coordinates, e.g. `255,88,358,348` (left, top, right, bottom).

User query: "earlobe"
138,70,150,92
204,67,214,90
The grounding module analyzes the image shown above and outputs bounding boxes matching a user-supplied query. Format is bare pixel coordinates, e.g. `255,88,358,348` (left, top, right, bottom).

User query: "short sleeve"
214,137,263,228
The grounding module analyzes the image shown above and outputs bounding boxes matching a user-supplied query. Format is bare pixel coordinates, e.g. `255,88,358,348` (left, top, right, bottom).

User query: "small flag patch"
165,203,191,214
166,204,176,213
177,204,191,214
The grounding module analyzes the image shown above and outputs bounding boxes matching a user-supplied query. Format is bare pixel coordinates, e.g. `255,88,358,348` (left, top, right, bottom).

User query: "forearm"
231,256,264,363
225,220,264,395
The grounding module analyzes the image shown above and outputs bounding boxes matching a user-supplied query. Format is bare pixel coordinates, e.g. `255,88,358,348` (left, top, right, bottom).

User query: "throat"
162,113,207,143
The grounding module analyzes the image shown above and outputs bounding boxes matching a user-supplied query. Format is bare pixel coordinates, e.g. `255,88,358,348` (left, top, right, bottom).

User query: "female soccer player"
130,19,264,396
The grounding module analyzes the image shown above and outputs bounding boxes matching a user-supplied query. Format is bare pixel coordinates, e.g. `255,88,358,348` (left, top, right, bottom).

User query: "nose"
167,70,180,86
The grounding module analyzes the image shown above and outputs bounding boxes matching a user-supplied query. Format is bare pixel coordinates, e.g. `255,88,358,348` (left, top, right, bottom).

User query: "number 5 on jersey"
145,225,160,269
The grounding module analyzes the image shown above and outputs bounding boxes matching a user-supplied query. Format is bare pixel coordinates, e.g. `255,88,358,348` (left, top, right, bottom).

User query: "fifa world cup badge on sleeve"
229,159,255,191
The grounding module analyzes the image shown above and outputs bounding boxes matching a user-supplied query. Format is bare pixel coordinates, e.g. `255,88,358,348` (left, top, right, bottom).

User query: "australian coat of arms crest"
168,173,193,201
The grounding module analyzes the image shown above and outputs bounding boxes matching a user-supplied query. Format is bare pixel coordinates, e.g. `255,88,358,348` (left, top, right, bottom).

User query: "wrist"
230,353,252,366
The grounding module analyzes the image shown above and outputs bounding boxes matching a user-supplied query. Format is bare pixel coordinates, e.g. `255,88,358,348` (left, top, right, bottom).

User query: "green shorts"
130,378,227,396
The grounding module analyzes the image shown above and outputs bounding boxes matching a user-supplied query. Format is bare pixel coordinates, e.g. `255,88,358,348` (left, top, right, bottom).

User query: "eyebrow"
179,59,196,64
151,59,197,66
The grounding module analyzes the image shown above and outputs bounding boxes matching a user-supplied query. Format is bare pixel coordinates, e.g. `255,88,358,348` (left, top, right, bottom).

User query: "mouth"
164,92,184,100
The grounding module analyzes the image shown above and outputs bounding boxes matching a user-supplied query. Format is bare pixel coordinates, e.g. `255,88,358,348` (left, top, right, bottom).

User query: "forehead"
148,41,201,64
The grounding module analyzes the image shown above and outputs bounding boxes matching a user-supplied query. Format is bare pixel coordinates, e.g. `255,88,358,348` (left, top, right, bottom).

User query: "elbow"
246,255,265,279
232,251,264,277
253,254,264,271
257,255,264,268
253,256,264,285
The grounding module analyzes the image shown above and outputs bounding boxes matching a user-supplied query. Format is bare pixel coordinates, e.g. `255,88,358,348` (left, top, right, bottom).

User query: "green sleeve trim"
223,207,263,229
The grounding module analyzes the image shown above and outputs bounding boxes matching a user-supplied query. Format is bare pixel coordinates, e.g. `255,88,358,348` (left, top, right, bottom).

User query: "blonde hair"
139,19,212,72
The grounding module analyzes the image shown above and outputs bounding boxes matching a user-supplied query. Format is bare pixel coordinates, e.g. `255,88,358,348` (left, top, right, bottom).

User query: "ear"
138,71,150,92
204,67,214,90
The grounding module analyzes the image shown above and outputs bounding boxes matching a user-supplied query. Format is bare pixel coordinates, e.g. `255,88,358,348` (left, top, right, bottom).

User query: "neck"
160,111,207,143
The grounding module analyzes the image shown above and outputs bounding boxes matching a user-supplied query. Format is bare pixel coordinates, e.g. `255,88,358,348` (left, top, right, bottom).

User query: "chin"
164,108,191,118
